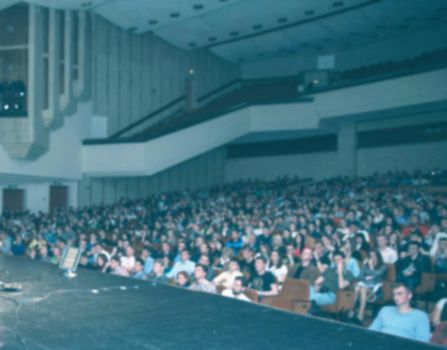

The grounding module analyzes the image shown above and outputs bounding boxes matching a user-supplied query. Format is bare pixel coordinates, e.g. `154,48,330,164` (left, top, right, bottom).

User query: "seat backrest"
417,273,437,293
281,278,310,301
216,285,225,294
244,288,259,303
335,290,356,312
382,281,394,302
386,264,396,282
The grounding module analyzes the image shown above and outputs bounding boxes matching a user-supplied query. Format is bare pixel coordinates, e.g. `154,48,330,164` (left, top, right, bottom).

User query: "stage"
0,255,438,349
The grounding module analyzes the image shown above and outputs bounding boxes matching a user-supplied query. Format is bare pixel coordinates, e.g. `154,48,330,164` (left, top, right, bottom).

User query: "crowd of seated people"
1,170,447,345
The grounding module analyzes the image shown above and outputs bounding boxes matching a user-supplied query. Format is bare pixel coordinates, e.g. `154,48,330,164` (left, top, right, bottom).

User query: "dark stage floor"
0,255,439,349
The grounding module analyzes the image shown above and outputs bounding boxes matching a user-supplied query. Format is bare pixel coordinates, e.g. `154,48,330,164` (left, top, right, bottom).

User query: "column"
337,121,357,178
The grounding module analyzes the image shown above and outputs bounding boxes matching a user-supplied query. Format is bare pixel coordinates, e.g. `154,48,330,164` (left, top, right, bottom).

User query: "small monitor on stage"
59,246,82,278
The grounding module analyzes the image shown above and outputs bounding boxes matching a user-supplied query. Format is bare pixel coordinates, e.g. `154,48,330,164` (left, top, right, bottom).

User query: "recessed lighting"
252,24,263,30
208,36,217,42
230,31,239,36
277,17,288,23
188,42,197,47
170,12,180,18
304,10,315,16
333,1,344,7
148,20,158,25
193,4,204,10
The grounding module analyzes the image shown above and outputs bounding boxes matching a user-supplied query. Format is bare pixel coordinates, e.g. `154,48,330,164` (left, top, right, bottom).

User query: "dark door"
2,188,25,212
49,185,68,212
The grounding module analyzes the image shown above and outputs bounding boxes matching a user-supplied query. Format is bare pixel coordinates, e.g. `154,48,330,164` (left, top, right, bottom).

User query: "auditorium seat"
260,278,310,313
415,273,437,310
320,290,356,319
244,288,259,303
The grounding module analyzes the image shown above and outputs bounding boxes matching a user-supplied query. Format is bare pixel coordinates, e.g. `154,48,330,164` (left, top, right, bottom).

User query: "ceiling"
2,0,447,62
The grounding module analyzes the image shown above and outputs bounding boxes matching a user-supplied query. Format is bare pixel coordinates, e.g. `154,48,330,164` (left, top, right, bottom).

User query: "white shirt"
379,247,398,264
267,265,288,284
120,256,136,270
436,298,447,311
221,289,251,302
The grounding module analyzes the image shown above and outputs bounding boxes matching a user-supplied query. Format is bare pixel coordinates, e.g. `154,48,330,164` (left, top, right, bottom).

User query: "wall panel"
91,16,240,136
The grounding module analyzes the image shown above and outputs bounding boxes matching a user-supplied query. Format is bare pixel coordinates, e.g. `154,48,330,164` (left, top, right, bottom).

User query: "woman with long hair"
352,250,386,322
267,250,288,285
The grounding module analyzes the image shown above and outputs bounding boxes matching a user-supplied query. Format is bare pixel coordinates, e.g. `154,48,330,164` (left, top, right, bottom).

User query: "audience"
1,169,446,341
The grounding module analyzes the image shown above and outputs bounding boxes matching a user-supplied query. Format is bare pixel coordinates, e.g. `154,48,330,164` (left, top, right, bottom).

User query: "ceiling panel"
1,0,447,62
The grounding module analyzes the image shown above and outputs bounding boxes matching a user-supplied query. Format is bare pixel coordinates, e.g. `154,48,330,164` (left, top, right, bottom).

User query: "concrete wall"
0,101,91,181
92,15,240,136
225,151,338,182
226,111,447,181
225,140,447,182
79,147,227,206
0,182,78,214
82,68,447,177
241,21,447,79
357,141,447,176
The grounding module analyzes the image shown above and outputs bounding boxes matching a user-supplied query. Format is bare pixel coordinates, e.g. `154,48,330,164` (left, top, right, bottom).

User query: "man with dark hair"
148,259,168,284
189,264,217,294
396,241,431,291
222,276,251,302
239,247,256,281
310,251,353,306
131,259,147,280
250,256,278,297
369,283,430,342
290,247,319,284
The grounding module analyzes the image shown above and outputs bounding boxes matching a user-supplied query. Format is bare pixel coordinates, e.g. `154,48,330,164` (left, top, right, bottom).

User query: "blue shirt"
144,257,154,274
369,306,430,342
